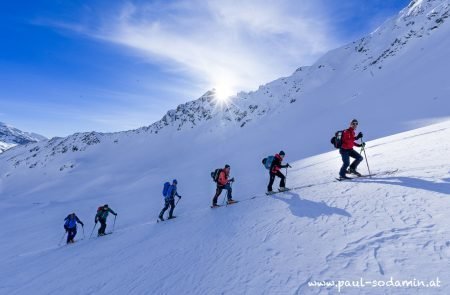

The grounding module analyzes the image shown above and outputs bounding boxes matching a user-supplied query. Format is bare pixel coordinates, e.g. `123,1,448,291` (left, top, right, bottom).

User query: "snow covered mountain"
1,0,450,294
1,120,449,294
0,122,47,153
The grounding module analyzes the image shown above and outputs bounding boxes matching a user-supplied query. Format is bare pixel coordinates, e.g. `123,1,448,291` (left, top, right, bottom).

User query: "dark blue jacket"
165,185,180,200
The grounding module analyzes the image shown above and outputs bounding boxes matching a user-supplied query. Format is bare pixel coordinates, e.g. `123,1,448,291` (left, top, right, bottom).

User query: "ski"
226,201,239,206
157,218,177,223
211,201,239,209
266,188,291,196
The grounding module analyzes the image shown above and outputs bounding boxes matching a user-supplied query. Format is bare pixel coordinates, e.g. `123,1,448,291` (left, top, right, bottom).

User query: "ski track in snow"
2,0,450,292
0,122,449,294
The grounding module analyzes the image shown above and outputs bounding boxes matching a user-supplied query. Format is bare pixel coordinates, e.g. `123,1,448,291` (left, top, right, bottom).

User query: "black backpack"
211,168,222,182
331,130,345,149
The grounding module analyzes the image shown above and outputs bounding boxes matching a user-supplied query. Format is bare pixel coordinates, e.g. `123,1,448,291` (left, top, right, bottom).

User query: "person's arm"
76,216,84,226
109,208,117,216
272,157,281,170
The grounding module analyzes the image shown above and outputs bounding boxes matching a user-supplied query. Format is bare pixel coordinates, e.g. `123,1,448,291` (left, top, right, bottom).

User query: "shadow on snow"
356,176,450,195
272,191,351,219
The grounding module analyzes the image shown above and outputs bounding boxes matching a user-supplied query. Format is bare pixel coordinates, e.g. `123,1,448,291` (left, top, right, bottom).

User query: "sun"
212,83,235,107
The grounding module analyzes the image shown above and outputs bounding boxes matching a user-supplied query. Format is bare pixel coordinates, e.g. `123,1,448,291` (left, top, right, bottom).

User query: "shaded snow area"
0,121,449,294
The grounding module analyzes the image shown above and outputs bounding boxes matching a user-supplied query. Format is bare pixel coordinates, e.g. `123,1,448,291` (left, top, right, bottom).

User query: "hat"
173,179,178,184
104,204,109,208
351,119,358,124
279,150,285,156
224,164,230,169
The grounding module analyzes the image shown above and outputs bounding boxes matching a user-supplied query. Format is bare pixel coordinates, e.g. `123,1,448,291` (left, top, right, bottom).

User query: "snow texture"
1,0,450,294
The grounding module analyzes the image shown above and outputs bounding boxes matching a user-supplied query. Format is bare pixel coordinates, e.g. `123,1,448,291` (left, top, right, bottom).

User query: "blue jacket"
64,214,83,229
165,185,180,200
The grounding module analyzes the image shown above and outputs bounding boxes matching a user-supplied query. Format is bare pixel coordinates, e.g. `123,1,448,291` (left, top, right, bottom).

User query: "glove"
287,163,292,168
81,222,84,227
95,217,98,224
361,142,366,148
178,195,182,199
356,132,363,140
229,177,235,183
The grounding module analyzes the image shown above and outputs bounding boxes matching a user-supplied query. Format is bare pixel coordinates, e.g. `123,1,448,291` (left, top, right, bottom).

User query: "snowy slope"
1,0,450,294
1,121,449,294
0,122,47,154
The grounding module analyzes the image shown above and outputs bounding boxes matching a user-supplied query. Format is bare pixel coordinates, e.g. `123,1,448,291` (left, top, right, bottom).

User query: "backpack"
331,130,345,149
262,156,275,170
162,182,171,197
211,168,222,182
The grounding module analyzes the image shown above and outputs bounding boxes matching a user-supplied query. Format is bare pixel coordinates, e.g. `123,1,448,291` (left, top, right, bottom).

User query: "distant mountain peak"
0,122,47,153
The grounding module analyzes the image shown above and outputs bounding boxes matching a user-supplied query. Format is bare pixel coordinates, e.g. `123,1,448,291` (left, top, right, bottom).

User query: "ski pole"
361,141,372,178
176,197,181,206
112,215,117,233
89,223,97,239
58,231,67,246
82,226,85,239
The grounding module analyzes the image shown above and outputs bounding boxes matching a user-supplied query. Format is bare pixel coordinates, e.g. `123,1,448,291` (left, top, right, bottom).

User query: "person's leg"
98,219,107,235
349,149,363,170
66,229,72,244
168,199,175,218
223,183,233,200
212,186,223,205
339,149,350,177
268,173,276,191
277,171,286,188
159,199,170,218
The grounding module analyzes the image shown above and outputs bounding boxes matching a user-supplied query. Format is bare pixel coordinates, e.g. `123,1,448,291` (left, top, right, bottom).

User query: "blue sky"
0,0,410,137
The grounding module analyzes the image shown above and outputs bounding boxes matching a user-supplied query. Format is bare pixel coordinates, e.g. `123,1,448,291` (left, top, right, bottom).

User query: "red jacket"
218,170,229,186
341,127,359,150
271,154,286,174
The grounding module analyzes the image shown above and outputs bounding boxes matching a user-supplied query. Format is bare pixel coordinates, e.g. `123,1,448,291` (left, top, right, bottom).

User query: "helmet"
279,150,285,156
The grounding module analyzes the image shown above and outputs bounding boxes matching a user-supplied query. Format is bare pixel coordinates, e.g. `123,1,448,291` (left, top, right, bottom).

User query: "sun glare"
213,83,235,107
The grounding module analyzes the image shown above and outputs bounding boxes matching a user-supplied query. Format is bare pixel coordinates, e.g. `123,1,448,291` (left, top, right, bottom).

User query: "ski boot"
158,215,164,222
278,187,290,192
338,175,352,181
348,168,362,177
227,199,238,205
168,216,177,220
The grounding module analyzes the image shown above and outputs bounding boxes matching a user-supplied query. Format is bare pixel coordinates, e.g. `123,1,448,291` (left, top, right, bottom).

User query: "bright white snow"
0,121,449,294
1,0,450,294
